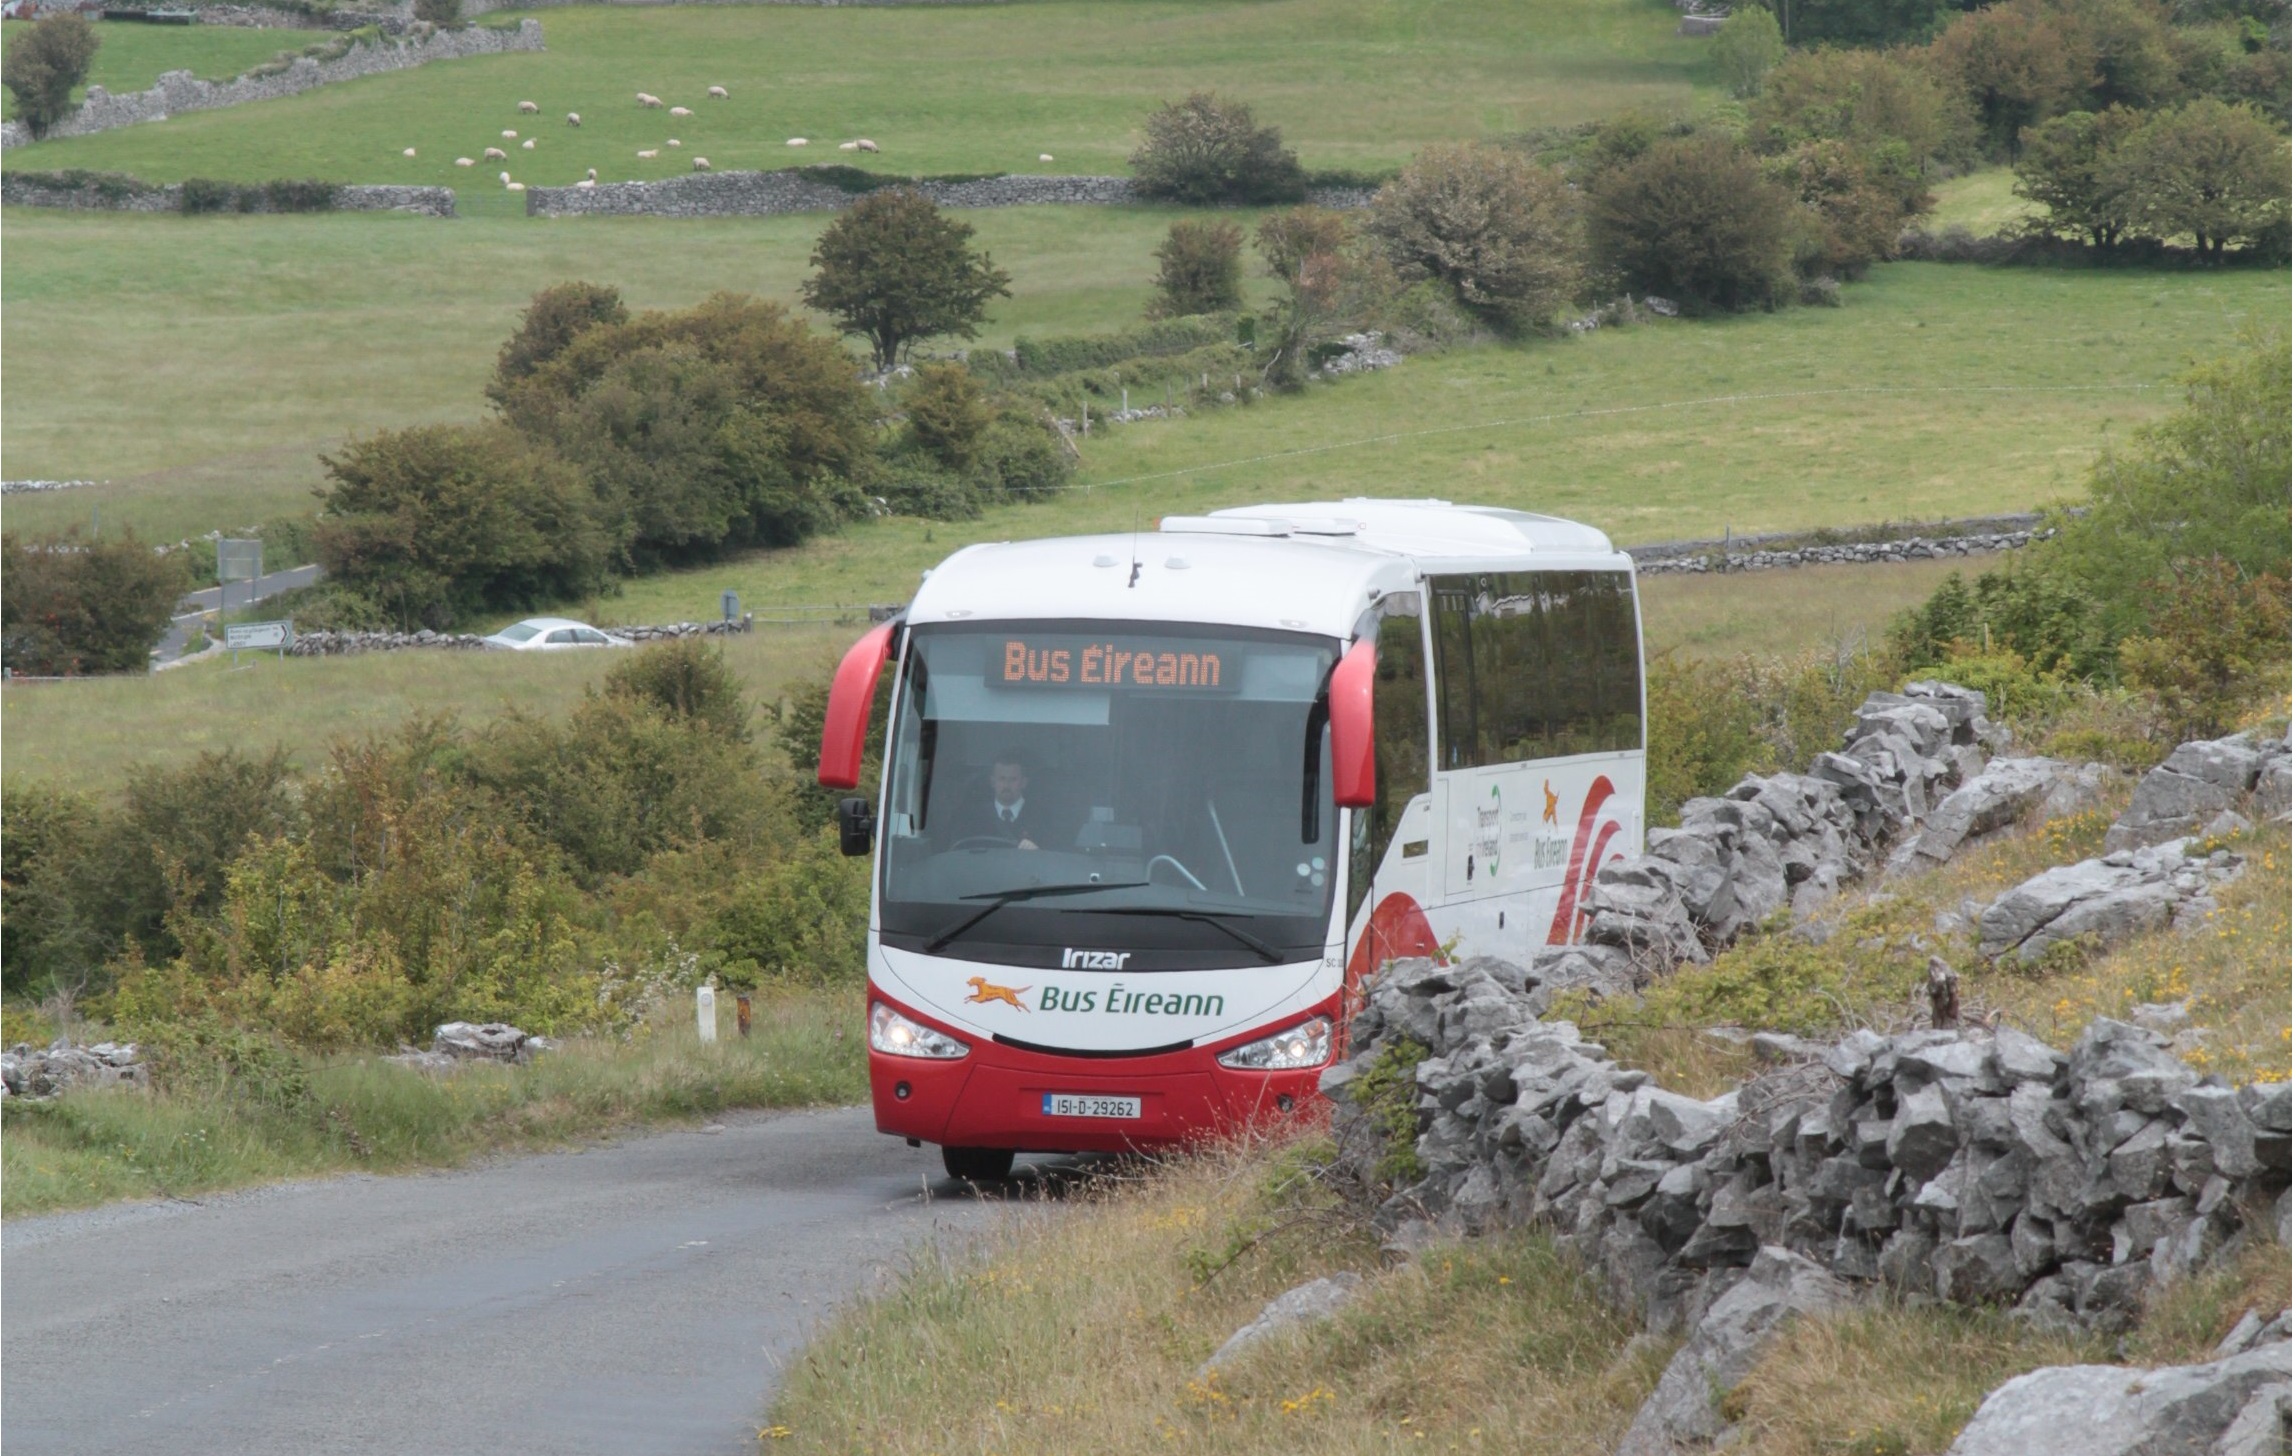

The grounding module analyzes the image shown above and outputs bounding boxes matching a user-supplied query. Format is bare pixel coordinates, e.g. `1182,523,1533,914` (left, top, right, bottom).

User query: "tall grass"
1,988,865,1219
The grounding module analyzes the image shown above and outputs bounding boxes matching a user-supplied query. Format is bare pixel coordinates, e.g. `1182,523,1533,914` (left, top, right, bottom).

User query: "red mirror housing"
1330,638,1377,809
818,621,895,789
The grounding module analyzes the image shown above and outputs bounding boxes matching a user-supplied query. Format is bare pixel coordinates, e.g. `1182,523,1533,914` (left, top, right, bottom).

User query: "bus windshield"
879,621,1341,967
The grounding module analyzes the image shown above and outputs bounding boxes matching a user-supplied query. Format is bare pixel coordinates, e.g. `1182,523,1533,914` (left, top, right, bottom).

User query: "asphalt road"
2,1107,1041,1455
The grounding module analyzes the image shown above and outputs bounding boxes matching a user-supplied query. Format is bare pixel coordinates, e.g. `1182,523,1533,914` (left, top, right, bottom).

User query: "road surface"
3,1107,1044,1455
154,563,325,665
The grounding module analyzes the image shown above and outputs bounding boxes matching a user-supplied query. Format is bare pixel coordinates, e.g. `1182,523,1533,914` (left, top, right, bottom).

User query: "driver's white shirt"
995,797,1026,823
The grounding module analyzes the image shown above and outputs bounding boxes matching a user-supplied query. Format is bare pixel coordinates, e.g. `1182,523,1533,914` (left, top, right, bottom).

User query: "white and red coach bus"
817,499,1646,1180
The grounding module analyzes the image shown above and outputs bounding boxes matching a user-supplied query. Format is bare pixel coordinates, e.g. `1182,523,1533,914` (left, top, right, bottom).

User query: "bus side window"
1349,606,1430,922
1427,571,1641,766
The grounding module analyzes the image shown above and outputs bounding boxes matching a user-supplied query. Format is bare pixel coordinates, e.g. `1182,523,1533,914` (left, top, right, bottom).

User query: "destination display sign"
992,635,1236,692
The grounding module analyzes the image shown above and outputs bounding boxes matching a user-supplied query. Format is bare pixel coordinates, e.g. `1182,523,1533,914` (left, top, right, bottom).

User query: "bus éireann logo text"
1002,641,1223,689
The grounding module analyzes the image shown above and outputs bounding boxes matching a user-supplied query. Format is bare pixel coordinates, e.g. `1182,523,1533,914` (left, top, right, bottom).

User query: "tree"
2013,106,2145,247
799,190,1011,370
2108,98,2290,257
1748,48,1974,208
1773,140,1904,279
1146,219,1245,318
1771,0,1951,47
2,13,99,138
1929,0,2097,154
499,293,878,563
1713,7,1787,99
1129,93,1308,206
488,281,629,403
899,362,993,473
1586,136,1797,313
1,529,187,676
1365,144,1582,333
314,422,611,629
1251,206,1359,385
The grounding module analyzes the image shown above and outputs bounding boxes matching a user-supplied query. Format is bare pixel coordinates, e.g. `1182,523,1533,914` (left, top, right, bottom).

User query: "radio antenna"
1127,509,1143,588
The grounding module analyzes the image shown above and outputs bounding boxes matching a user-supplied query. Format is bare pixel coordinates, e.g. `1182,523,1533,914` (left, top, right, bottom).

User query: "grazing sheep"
507,182,526,192
502,129,518,139
692,156,711,171
500,171,512,184
637,92,663,108
786,137,808,147
856,138,879,153
839,140,859,151
576,178,596,189
402,147,417,157
456,156,476,167
484,146,507,161
669,105,692,118
638,148,660,159
666,138,681,148
1039,153,1055,162
706,85,728,99
586,167,598,180
517,100,538,114
566,112,582,127
522,138,536,150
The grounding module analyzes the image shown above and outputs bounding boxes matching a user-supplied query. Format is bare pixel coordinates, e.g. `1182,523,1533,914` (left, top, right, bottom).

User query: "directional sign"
225,620,292,651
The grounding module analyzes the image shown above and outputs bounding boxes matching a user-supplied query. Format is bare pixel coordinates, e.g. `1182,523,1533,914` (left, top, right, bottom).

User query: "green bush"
2,12,99,137
261,179,337,213
1644,647,1904,823
411,0,459,24
1713,6,1786,99
1007,314,1237,376
1147,218,1246,320
2116,557,2291,741
900,361,994,473
601,636,752,741
1366,143,1582,334
1586,134,1798,313
1129,92,1308,206
0,528,190,677
487,280,629,400
178,177,244,214
978,406,1074,500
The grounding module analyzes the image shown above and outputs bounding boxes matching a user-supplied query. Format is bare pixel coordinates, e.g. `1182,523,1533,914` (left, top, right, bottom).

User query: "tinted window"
1349,603,1431,921
1429,571,1641,767
546,629,578,644
497,623,543,643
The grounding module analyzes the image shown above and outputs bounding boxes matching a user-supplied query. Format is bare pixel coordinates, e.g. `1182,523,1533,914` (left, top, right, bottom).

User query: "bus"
818,499,1646,1180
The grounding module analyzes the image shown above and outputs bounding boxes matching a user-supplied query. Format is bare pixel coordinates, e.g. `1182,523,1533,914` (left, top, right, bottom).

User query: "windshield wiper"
923,881,1151,953
1095,908,1285,964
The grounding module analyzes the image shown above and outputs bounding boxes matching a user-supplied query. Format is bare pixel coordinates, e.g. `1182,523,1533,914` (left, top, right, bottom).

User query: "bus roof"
909,498,1629,638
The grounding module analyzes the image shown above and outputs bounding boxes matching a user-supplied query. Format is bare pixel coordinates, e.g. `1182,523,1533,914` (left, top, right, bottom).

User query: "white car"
483,617,631,651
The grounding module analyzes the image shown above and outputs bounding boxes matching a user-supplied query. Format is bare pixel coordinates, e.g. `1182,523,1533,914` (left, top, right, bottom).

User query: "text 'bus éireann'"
816,499,1647,1181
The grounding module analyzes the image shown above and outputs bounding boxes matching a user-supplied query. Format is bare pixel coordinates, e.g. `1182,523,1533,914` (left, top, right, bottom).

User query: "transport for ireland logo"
964,976,1031,1010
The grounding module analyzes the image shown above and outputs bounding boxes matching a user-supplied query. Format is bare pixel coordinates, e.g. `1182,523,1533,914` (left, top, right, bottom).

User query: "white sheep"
576,178,596,189
484,146,507,161
517,100,539,114
456,156,476,167
692,156,711,171
566,112,582,128
522,138,536,150
637,92,663,108
669,105,692,118
706,85,728,99
586,167,598,180
786,137,808,147
1039,153,1055,162
502,129,518,139
507,182,526,192
402,147,417,157
838,140,859,151
666,138,681,148
499,171,512,184
856,139,879,153
637,148,660,159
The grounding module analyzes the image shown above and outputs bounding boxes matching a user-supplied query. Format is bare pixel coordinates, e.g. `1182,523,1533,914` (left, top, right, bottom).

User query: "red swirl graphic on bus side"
1546,775,1625,945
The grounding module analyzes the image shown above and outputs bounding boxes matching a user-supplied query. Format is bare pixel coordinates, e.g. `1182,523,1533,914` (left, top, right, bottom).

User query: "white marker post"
696,985,718,1043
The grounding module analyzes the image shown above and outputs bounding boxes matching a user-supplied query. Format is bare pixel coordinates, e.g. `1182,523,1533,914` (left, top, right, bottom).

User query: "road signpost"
216,538,262,627
225,619,293,667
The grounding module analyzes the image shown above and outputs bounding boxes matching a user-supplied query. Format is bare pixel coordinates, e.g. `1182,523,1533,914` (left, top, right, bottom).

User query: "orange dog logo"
1542,780,1560,826
964,976,1031,1011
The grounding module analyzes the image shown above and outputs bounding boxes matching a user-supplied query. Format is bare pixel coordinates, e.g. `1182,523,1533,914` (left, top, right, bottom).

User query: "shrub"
799,189,1012,370
1366,144,1582,333
1644,647,1904,823
1586,135,1797,313
1713,6,1787,99
178,177,245,214
2117,557,2291,740
1006,314,1236,376
900,361,994,473
2108,98,2291,258
602,637,753,741
978,406,1073,500
1129,92,1308,206
1929,0,2099,155
261,179,337,213
2,12,99,137
411,0,460,23
0,529,189,676
488,281,629,401
1146,219,1245,319
1252,205,1369,384
2015,106,2147,247
1748,48,1973,208
314,422,610,629
1778,0,1954,47
1774,140,1908,279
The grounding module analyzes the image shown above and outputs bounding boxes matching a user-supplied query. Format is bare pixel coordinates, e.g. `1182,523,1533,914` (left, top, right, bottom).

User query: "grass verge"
0,987,865,1220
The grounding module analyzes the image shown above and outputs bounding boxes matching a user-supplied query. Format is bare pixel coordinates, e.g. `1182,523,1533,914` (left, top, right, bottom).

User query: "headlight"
1216,1016,1332,1071
869,1002,970,1059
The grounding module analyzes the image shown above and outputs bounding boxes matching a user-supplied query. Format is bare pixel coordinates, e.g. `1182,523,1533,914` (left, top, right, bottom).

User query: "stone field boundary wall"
525,169,1377,216
0,20,543,151
0,175,456,215
1627,513,2051,574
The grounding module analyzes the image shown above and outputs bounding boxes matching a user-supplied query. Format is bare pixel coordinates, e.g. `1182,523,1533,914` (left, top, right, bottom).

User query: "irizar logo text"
1061,947,1131,970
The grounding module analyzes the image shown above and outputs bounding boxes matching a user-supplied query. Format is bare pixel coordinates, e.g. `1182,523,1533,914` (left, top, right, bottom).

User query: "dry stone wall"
0,20,543,150
526,169,1375,217
0,173,456,215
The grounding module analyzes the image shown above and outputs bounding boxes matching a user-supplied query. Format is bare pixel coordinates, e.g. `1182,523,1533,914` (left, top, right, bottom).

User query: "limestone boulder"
1944,1342,2292,1456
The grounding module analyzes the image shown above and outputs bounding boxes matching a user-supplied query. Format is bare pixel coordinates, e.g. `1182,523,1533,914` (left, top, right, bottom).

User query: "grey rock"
433,1022,545,1064
2174,1086,2263,1180
1944,1342,2292,1456
0,1040,148,1099
1909,757,2066,866
1616,1247,1853,1456
2106,735,2270,851
1934,1233,2023,1302
2212,1381,2289,1456
1890,1085,1960,1182
1197,1273,1362,1375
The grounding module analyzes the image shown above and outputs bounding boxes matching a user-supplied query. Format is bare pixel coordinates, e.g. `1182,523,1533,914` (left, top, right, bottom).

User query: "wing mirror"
837,797,877,858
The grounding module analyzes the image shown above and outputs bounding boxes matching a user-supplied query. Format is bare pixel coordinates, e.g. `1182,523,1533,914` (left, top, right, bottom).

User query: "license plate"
1041,1093,1141,1119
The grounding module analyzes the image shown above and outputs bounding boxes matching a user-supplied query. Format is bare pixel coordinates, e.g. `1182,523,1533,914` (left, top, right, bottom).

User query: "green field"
1927,166,2041,235
4,0,1717,214
0,18,301,121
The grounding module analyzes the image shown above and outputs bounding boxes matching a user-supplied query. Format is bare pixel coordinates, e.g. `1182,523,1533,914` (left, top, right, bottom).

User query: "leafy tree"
1714,6,1787,98
2,13,99,138
1146,219,1245,319
1,529,188,676
1748,48,1973,208
1252,206,1359,385
1770,0,1952,47
2014,106,2146,246
1129,92,1308,206
314,422,610,629
1586,135,1796,313
799,190,1012,370
1365,144,1582,333
488,281,629,402
500,293,878,563
899,362,993,473
2108,98,2290,257
1773,140,1904,279
602,637,752,741
1929,0,2097,154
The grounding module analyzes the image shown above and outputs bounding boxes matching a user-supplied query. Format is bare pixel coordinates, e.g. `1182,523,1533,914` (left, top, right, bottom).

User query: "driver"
953,754,1054,851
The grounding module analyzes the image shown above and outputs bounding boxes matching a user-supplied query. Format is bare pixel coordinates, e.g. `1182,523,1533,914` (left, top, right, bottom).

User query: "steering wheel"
948,835,1020,851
